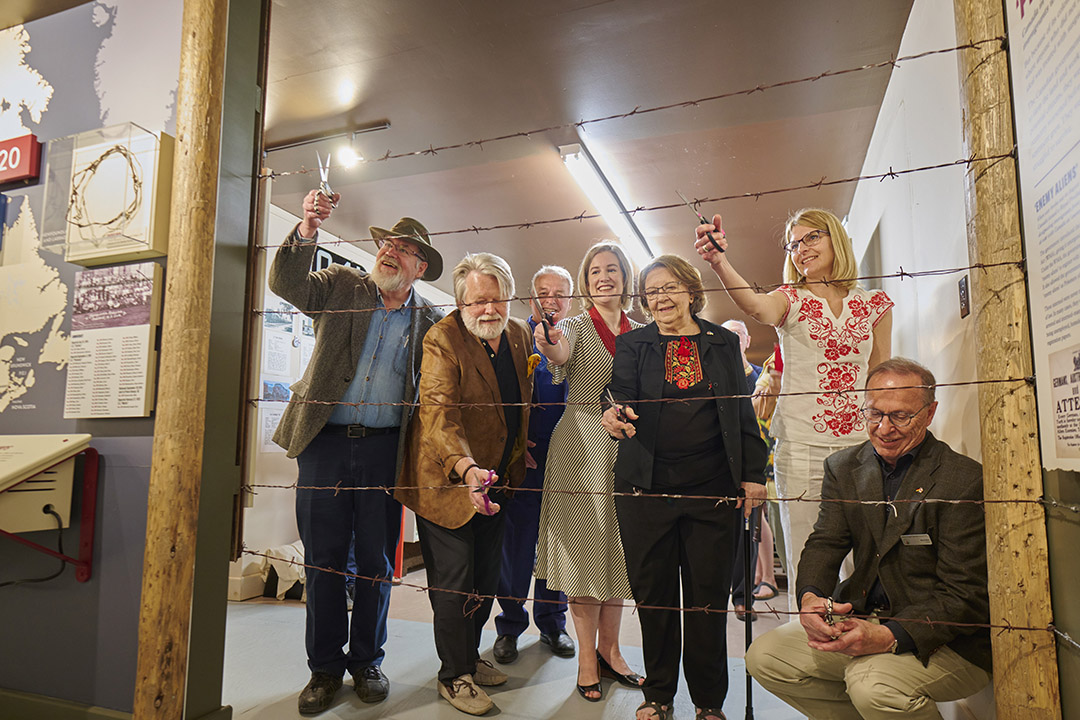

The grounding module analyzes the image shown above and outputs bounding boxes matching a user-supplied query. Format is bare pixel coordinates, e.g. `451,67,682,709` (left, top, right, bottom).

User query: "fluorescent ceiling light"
559,142,653,268
338,139,363,168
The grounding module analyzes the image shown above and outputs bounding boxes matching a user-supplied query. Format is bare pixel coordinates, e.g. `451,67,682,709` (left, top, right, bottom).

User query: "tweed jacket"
607,319,768,491
395,311,533,529
797,432,992,672
268,226,444,467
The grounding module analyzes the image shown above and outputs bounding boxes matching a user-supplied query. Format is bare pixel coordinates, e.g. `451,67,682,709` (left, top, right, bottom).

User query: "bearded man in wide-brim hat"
269,189,444,715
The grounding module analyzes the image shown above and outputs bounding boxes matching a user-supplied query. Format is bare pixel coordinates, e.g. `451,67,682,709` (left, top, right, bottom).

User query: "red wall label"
0,134,43,186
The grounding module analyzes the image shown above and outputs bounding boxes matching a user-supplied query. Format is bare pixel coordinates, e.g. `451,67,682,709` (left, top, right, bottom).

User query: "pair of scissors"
541,310,556,345
676,189,724,254
316,151,335,205
472,470,497,515
604,389,630,440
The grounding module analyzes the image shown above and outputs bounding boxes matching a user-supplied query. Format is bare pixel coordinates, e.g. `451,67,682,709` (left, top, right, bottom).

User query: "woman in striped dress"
533,242,645,702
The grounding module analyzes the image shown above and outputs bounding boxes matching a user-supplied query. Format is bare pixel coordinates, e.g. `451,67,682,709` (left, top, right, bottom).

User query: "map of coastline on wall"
0,0,181,424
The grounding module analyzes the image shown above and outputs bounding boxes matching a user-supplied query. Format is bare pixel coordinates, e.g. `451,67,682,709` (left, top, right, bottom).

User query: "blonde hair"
637,254,706,319
781,208,858,290
577,242,635,311
452,253,515,305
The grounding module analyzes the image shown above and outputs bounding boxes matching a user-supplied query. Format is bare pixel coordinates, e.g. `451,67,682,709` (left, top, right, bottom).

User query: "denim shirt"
527,316,568,443
327,288,414,428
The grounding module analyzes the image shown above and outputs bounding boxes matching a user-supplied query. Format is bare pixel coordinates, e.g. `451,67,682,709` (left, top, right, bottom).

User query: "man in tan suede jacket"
396,252,533,716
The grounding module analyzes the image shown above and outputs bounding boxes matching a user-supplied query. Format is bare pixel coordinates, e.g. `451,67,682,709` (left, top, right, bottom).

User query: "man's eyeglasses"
376,237,427,263
643,282,686,299
859,402,931,427
783,230,829,254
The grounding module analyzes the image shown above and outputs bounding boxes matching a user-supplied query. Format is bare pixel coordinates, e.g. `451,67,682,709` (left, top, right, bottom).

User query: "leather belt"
322,424,399,439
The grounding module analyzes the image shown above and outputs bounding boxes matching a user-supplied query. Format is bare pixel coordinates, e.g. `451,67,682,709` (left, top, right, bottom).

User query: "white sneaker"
473,659,508,686
438,674,494,715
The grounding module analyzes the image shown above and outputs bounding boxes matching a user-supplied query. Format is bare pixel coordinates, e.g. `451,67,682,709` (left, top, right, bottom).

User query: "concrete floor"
222,569,800,719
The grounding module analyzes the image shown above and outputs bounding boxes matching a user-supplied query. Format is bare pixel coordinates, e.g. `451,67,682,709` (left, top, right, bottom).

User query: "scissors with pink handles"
472,470,497,515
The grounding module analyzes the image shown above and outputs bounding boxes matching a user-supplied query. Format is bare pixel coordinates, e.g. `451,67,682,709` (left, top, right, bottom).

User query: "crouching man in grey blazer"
746,358,991,720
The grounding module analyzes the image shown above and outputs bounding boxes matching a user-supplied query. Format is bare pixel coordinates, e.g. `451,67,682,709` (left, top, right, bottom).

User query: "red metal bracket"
0,446,100,582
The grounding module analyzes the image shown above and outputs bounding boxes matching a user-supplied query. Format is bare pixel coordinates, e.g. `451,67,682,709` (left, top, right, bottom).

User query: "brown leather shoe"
473,658,508,686
438,674,494,715
297,672,342,715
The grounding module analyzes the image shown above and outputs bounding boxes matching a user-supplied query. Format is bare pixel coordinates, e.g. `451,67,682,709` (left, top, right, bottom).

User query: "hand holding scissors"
676,189,725,255
468,467,501,516
601,389,637,440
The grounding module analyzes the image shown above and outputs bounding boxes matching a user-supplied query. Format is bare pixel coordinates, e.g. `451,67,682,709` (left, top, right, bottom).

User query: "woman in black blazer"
601,254,768,720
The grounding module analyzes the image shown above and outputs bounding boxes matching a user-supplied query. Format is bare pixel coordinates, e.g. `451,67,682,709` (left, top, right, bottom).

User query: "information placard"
63,262,162,418
1007,0,1080,470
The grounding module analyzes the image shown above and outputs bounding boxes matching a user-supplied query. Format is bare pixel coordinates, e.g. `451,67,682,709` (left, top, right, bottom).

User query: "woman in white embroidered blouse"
692,208,893,615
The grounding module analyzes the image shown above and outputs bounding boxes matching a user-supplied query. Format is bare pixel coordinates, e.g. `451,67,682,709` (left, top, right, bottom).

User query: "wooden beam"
133,0,229,717
952,0,1061,717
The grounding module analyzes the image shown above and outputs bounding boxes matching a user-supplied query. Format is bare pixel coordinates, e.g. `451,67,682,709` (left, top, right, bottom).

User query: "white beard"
371,262,410,293
462,312,508,340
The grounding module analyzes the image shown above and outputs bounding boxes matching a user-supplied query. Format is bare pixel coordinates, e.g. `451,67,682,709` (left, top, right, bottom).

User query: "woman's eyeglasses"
783,230,829,254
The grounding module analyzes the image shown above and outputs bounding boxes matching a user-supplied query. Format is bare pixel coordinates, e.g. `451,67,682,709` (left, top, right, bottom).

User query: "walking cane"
743,506,759,720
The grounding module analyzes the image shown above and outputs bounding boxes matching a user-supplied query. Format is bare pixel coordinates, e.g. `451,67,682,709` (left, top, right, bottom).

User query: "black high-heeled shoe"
575,673,603,702
596,650,645,687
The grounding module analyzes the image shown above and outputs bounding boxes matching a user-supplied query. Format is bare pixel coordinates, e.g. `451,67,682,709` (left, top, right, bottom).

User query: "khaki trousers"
746,620,990,719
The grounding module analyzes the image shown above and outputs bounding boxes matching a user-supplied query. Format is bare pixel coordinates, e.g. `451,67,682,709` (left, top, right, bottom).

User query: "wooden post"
133,0,229,717
952,0,1061,717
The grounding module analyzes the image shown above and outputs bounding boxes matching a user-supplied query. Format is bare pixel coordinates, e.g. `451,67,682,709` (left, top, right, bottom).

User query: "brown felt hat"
369,217,443,281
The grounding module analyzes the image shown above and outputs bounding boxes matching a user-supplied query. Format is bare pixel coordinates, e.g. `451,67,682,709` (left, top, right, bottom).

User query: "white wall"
846,2,991,715
845,0,982,461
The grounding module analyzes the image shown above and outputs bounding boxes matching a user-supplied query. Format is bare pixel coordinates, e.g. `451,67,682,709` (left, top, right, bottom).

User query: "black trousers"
417,509,506,683
615,482,740,709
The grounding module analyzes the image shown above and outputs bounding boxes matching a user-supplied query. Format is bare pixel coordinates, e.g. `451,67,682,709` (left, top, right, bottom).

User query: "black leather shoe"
298,671,342,715
352,665,389,703
540,630,576,658
493,634,519,663
597,650,644,687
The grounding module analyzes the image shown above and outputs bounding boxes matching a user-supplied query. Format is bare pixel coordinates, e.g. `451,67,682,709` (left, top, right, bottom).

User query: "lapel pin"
916,487,923,494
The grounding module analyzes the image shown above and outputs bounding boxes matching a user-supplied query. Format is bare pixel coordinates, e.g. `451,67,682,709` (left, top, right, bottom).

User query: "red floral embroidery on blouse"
665,337,703,390
784,288,892,437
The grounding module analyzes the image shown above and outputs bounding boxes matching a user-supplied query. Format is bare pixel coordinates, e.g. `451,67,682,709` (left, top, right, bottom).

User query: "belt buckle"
346,425,366,439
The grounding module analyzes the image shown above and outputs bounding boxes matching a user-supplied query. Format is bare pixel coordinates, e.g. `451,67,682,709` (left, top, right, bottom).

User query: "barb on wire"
258,37,1005,177
240,549,1051,635
1053,626,1080,653
250,260,1024,317
1041,497,1080,514
257,151,1016,251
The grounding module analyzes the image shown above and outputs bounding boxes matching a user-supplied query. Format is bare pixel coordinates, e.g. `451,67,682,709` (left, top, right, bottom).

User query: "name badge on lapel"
900,533,932,546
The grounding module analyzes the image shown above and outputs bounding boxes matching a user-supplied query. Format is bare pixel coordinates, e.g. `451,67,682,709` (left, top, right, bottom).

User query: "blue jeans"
295,430,401,677
495,439,568,637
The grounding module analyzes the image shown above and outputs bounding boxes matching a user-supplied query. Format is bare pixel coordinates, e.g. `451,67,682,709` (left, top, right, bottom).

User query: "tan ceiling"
0,0,85,30
264,1,915,363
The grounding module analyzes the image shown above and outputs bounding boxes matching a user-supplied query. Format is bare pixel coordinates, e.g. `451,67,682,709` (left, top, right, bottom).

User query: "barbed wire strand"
260,38,1005,177
254,260,1024,318
241,549,1054,636
239,479,1080,516
249,376,1031,410
256,152,1015,252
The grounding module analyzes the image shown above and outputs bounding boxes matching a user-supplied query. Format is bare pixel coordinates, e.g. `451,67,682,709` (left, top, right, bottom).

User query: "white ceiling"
263,0,916,361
